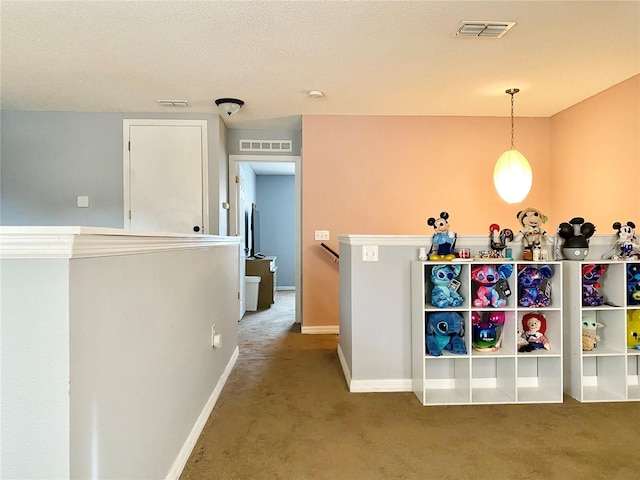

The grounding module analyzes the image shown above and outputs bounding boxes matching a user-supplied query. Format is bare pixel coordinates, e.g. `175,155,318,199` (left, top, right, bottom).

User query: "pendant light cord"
510,92,515,149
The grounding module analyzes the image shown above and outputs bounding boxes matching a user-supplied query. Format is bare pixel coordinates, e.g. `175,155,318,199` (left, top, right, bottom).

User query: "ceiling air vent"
239,139,293,153
455,21,516,38
156,100,189,107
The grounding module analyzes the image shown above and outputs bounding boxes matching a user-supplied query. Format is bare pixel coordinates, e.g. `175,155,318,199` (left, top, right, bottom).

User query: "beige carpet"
180,291,640,480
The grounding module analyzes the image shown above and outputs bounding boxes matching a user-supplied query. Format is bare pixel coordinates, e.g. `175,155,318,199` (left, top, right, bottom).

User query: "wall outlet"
362,245,379,262
314,230,330,241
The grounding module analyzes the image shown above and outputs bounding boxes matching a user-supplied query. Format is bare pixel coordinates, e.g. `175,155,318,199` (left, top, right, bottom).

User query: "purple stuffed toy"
582,264,606,306
518,265,553,307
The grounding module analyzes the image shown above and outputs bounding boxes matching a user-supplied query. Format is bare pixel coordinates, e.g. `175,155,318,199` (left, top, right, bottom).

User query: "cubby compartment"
471,309,516,355
469,263,517,309
516,309,562,355
423,263,471,310
471,357,516,403
516,262,558,308
422,357,471,405
581,355,627,402
581,309,626,354
628,354,640,400
517,356,563,403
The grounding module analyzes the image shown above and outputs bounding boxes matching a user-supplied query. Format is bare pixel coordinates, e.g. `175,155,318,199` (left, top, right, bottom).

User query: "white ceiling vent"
156,100,189,107
239,139,293,153
455,21,516,38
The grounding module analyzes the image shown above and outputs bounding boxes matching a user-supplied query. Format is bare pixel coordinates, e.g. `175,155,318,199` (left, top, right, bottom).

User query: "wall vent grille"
239,139,293,152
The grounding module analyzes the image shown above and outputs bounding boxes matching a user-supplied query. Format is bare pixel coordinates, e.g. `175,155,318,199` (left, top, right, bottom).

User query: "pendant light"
493,88,532,203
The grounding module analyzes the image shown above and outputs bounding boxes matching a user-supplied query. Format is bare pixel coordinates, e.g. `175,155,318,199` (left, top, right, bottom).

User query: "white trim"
348,379,413,393
336,344,352,388
0,227,240,259
301,325,339,335
276,286,296,291
165,346,239,480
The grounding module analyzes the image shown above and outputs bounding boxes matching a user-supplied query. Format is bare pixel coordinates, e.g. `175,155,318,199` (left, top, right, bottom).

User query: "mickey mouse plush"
512,208,554,261
427,212,457,261
604,221,640,260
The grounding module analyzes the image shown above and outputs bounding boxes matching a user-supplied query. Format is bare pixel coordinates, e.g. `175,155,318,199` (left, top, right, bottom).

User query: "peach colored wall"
550,75,639,229
301,115,552,328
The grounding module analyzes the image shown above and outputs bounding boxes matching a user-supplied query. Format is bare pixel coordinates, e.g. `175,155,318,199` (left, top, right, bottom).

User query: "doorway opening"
229,154,301,325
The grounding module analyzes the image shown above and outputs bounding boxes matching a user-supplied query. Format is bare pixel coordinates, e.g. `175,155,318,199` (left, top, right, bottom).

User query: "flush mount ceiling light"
494,88,533,204
214,98,244,116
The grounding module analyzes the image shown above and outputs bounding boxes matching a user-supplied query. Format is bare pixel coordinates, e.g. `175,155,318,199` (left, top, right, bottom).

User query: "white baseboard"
276,286,295,291
165,346,239,480
337,344,411,392
301,325,339,334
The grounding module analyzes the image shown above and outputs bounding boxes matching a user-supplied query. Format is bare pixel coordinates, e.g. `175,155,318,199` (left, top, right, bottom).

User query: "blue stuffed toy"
471,264,513,308
431,264,464,308
425,311,467,356
518,265,553,307
628,263,640,306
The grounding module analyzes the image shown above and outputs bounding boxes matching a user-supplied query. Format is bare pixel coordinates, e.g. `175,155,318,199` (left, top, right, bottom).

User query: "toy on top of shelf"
627,310,640,349
512,207,554,261
603,221,640,260
582,264,607,306
426,212,457,261
471,264,513,308
430,264,464,308
425,311,467,356
628,264,640,306
557,217,595,261
581,315,604,351
518,312,551,352
472,311,505,352
489,223,514,258
517,264,553,308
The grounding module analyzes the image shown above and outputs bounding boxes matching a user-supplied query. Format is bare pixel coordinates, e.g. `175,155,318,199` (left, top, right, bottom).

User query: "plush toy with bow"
426,211,457,261
471,264,513,308
430,264,464,308
582,315,604,351
425,311,467,356
582,264,607,306
518,312,551,352
518,265,553,307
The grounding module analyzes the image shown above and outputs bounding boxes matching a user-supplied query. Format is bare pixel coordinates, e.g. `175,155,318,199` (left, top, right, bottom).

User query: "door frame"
123,119,209,232
229,154,302,324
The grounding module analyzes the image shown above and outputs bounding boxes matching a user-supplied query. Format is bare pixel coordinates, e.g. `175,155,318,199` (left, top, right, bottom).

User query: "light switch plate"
362,245,379,262
77,196,90,208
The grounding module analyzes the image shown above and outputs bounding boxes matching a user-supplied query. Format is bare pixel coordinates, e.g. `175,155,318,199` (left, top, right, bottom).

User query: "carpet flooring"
180,291,640,480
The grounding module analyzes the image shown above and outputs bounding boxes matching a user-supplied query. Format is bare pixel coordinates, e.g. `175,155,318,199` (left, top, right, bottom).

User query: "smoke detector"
455,21,516,38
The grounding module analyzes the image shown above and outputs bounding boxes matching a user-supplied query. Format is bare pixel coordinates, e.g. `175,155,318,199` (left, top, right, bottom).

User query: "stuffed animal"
557,217,595,260
604,221,640,260
427,212,457,261
489,223,514,258
518,264,553,307
512,207,554,261
628,264,640,306
425,311,467,356
430,264,464,308
581,316,604,351
582,264,607,306
472,311,505,352
471,264,513,308
627,310,640,350
518,312,550,352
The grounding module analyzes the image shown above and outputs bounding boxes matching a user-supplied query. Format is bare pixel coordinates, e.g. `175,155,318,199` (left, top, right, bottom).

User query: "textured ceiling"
1,1,639,130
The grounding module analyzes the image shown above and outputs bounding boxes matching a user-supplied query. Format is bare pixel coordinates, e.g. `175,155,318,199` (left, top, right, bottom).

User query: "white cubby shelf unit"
562,260,640,402
411,260,564,406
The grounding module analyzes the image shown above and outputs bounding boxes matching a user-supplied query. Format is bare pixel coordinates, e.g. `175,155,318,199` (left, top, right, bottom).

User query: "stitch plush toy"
582,264,607,307
512,207,554,261
582,315,604,351
518,312,550,352
425,311,467,356
518,265,553,307
471,264,513,308
557,217,595,261
628,264,640,306
427,212,457,261
430,264,464,308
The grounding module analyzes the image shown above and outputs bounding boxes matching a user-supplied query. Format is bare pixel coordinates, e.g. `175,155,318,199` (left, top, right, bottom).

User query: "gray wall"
0,111,227,234
256,175,295,287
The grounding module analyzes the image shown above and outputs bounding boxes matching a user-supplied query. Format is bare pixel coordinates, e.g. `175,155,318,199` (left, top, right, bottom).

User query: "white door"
236,167,247,317
123,120,208,233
